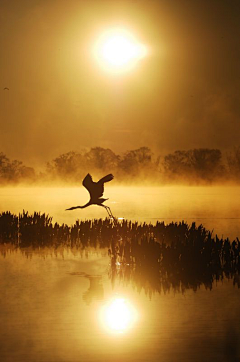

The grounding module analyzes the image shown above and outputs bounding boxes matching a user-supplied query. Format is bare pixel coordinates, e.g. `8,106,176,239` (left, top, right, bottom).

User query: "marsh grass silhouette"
0,211,240,293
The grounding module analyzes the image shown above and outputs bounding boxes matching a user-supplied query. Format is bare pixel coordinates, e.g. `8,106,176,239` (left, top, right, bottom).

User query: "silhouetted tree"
0,152,35,184
163,148,224,183
47,151,87,181
0,153,9,180
188,148,224,181
226,146,240,179
119,147,154,177
85,147,120,172
47,148,119,182
2,146,240,185
163,150,190,177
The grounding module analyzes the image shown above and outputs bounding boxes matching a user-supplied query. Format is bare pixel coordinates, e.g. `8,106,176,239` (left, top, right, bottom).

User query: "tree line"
1,146,240,185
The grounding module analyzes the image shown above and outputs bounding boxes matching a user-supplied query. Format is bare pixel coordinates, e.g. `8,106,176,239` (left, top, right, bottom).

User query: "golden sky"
0,0,240,166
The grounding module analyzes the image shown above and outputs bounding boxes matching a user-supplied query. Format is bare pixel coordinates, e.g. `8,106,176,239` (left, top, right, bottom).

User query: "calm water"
0,186,240,238
0,246,240,362
1,186,240,361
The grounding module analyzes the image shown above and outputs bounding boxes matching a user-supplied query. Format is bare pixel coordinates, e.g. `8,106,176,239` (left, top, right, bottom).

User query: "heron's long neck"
80,202,91,209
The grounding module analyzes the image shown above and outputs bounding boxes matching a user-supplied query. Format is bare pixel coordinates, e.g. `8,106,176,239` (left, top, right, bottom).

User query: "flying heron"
66,173,115,219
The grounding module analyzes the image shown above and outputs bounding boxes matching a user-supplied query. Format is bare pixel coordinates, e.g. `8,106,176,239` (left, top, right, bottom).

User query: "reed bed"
0,211,239,293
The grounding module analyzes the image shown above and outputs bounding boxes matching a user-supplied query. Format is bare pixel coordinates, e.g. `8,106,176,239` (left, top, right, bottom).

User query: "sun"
100,297,138,334
93,28,147,73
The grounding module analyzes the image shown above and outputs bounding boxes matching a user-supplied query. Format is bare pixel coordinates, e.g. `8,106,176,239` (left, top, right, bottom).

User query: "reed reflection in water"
0,245,240,362
1,211,240,292
1,212,240,361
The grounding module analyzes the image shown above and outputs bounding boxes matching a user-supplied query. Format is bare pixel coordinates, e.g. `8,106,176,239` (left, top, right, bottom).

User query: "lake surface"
0,185,240,239
1,186,240,361
0,246,240,362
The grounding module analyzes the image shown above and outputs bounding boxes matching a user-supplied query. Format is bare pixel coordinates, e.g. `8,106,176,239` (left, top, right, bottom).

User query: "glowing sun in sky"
93,28,147,73
100,297,138,334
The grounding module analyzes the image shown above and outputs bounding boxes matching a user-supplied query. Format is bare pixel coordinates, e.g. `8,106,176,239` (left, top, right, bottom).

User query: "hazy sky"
0,0,239,167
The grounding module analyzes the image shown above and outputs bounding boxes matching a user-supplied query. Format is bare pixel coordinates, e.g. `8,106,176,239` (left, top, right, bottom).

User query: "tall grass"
0,211,239,293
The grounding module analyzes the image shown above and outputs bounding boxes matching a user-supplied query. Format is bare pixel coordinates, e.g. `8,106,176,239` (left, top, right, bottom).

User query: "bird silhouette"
66,173,115,218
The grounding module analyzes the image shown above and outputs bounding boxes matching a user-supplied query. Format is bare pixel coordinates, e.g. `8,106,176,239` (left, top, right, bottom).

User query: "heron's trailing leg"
106,205,114,218
102,205,117,226
103,205,111,218
106,206,116,223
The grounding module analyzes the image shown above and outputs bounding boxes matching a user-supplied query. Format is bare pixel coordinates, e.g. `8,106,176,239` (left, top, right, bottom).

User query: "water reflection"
100,297,138,334
110,256,240,297
69,272,104,305
1,211,240,310
0,243,240,362
1,212,240,294
83,276,104,306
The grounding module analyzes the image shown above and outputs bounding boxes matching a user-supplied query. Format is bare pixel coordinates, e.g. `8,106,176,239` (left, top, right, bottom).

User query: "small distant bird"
3,87,9,90
66,173,114,218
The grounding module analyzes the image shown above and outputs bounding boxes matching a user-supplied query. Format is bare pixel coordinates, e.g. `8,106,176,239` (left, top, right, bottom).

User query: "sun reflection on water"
100,297,138,334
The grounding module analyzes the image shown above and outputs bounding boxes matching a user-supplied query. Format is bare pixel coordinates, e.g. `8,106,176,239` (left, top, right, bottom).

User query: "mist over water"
1,185,240,239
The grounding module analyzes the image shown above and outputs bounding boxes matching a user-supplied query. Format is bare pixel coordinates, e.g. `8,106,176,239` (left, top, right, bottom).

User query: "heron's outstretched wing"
98,174,114,184
82,174,95,196
83,173,114,199
93,174,114,199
